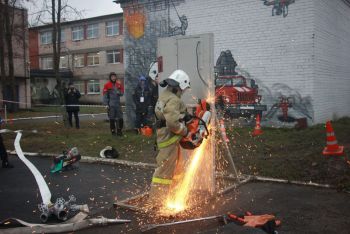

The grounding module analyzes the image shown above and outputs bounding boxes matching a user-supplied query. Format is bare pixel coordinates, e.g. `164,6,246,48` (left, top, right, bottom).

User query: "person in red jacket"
103,72,125,136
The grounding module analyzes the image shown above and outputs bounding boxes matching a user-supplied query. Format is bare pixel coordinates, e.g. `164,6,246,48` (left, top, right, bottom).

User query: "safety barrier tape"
6,113,106,122
1,99,108,108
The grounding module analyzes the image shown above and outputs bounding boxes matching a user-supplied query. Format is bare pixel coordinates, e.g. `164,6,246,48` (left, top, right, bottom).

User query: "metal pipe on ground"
140,215,223,232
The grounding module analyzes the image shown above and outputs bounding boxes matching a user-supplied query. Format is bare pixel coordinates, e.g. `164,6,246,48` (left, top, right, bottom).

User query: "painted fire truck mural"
214,49,313,126
214,50,267,118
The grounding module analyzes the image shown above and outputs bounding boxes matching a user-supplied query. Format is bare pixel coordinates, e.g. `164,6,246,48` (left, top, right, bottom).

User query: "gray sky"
24,0,123,25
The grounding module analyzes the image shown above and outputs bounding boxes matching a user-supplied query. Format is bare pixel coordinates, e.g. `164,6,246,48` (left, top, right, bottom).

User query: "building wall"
170,0,316,124
30,14,124,104
119,0,318,126
313,0,350,123
1,7,30,109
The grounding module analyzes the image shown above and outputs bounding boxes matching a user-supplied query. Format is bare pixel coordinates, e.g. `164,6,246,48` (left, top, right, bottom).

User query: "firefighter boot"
1,153,14,168
110,119,116,135
117,118,124,136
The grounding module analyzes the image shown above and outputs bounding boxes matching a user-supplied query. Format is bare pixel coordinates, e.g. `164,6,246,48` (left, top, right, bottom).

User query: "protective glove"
183,112,193,124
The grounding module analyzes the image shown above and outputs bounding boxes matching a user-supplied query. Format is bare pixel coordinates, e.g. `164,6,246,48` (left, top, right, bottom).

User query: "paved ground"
1,156,349,233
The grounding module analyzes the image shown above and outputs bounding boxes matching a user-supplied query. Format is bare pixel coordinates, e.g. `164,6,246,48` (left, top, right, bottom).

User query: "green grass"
2,116,350,190
3,120,157,164
224,117,350,190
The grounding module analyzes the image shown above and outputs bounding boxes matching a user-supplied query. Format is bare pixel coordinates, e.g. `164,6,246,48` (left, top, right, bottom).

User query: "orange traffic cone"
322,121,344,156
252,114,263,137
219,119,229,143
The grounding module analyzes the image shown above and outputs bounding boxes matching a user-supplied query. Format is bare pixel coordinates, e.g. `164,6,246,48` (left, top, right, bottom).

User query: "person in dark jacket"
65,82,81,129
148,75,159,112
103,72,124,136
133,76,151,130
0,117,13,168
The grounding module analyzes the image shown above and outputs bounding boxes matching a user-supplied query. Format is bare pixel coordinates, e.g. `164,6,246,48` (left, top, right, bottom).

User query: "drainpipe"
22,8,28,109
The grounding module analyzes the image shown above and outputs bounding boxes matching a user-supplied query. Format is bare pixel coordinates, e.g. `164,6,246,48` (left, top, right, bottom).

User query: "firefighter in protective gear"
147,69,191,207
103,72,124,136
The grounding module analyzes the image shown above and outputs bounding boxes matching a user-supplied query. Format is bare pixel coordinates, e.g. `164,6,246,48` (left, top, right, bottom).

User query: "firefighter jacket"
155,87,187,148
102,81,124,108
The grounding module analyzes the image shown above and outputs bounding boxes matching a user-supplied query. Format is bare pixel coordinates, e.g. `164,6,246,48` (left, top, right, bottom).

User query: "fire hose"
0,215,131,234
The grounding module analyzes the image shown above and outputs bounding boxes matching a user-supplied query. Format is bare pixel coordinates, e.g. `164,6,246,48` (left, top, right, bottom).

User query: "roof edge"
29,12,123,30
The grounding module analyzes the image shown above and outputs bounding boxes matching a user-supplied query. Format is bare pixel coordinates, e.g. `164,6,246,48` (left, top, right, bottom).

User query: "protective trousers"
108,106,123,136
148,142,185,207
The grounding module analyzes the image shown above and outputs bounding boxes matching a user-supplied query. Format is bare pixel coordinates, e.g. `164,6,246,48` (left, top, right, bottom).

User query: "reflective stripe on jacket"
152,177,172,185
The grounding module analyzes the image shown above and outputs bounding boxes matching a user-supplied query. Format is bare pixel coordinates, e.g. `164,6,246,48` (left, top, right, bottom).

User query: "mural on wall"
31,78,69,105
124,5,146,39
168,0,188,36
237,67,314,126
120,0,187,128
261,0,295,17
214,50,313,127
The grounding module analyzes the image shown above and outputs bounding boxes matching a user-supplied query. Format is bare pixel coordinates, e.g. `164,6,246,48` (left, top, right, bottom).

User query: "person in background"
148,74,159,114
0,117,13,168
133,76,151,132
103,72,124,136
64,82,81,129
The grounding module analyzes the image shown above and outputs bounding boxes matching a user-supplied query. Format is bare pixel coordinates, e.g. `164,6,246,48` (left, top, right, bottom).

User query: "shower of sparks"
162,130,211,215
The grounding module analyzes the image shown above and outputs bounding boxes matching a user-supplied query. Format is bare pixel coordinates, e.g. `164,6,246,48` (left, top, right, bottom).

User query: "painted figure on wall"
169,15,188,36
262,0,295,17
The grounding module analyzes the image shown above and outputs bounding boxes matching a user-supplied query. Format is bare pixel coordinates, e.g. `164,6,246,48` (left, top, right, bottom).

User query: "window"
74,81,85,94
87,24,99,39
59,55,68,68
87,52,99,66
88,80,100,94
74,54,85,68
60,28,66,42
72,26,84,41
106,21,119,36
106,50,122,64
40,31,52,45
40,57,53,70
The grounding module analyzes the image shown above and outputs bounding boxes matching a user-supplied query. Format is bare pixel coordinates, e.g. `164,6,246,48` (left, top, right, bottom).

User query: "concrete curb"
7,150,157,169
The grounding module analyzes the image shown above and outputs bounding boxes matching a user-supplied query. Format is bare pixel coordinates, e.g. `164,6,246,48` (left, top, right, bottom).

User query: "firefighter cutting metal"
147,69,211,209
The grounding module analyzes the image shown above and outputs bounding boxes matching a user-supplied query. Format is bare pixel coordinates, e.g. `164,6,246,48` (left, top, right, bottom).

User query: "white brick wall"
313,0,350,123
169,0,337,123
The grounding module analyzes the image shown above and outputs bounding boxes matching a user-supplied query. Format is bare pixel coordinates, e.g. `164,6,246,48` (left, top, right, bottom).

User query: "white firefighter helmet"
167,69,190,90
100,146,119,159
148,61,158,81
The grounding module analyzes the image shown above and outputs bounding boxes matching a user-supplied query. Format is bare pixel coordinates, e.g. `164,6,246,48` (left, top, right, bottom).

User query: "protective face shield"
100,146,119,159
159,69,190,91
148,62,158,81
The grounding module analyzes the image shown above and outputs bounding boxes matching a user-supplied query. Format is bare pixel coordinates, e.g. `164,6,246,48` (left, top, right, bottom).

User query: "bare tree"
30,0,82,104
0,4,6,100
0,0,25,111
